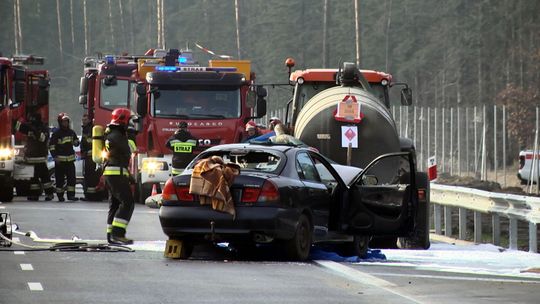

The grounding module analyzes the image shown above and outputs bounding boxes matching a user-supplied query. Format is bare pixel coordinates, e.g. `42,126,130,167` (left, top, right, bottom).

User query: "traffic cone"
151,184,158,196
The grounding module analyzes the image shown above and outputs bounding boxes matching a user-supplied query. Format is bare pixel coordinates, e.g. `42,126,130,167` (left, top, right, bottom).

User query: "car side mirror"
400,87,412,106
362,175,378,185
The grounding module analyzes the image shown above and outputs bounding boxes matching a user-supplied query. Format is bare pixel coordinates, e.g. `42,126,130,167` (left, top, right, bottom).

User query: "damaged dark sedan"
159,142,429,260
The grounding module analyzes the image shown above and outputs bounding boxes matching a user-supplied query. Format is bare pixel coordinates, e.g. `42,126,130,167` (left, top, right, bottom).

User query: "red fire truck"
79,48,267,202
0,57,16,201
9,56,52,197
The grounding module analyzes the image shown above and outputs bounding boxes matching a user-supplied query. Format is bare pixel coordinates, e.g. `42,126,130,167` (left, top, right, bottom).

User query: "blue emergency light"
156,66,178,72
178,56,188,64
105,55,115,65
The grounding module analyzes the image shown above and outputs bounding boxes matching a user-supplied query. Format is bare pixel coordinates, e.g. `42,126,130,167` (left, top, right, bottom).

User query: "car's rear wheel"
284,214,312,261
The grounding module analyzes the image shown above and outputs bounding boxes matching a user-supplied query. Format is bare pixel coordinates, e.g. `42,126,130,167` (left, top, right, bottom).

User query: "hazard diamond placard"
341,126,358,148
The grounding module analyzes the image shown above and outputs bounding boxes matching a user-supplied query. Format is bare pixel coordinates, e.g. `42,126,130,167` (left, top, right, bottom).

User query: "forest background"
1,0,539,155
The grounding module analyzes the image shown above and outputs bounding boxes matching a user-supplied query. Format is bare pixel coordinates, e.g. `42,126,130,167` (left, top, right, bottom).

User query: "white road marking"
314,260,424,304
27,282,43,291
20,264,34,271
371,272,540,284
14,251,25,255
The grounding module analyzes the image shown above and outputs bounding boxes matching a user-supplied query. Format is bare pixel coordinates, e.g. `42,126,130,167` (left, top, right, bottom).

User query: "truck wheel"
0,178,14,202
398,172,431,250
284,214,313,261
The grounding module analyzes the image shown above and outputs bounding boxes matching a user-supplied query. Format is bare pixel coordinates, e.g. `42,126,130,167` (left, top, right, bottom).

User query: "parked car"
13,135,84,196
159,142,420,260
518,150,540,185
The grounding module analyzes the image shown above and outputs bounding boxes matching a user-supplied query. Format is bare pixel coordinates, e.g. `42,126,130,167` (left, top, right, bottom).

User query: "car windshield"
152,87,241,119
189,150,283,173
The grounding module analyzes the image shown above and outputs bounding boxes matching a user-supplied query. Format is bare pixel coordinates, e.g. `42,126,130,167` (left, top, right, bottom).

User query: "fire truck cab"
79,48,267,202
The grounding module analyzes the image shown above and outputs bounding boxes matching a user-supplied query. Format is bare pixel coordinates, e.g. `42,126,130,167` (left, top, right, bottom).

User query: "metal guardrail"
430,183,540,253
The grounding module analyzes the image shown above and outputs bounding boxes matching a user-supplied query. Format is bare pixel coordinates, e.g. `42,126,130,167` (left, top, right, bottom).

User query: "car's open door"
340,152,417,236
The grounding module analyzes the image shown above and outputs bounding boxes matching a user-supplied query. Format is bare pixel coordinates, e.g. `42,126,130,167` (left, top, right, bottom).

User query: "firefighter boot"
45,193,54,201
57,193,65,202
109,226,133,245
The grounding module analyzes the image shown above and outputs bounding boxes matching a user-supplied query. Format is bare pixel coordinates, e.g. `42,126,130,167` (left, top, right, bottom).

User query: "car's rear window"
190,150,283,173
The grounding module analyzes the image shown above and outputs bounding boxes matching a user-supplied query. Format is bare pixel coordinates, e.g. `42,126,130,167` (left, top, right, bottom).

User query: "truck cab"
80,49,267,202
0,58,15,201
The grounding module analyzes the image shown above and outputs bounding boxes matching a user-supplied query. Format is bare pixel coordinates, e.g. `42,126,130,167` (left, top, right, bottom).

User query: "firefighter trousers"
104,175,135,237
83,158,101,200
55,161,76,199
29,162,54,197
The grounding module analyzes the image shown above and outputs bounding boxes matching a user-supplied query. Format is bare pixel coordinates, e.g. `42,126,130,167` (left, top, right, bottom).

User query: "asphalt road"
1,198,539,304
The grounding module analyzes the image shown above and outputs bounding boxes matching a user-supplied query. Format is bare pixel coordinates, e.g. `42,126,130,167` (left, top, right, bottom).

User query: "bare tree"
235,0,241,59
14,0,23,54
354,0,360,66
119,0,127,51
322,0,328,68
108,0,116,50
157,0,162,48
70,0,75,49
385,0,393,72
56,0,63,63
83,0,89,55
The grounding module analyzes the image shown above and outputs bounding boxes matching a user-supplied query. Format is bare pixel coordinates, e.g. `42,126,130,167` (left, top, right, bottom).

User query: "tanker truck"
284,60,430,250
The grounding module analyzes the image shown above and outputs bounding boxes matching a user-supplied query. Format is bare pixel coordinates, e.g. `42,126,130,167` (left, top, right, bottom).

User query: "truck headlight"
142,159,165,171
0,148,13,159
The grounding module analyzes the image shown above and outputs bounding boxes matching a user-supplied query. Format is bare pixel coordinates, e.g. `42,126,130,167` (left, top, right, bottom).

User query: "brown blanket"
189,156,241,217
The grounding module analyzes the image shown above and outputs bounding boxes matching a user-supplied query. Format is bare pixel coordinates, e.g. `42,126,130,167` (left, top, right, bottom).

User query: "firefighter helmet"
110,108,132,126
245,121,257,131
57,112,67,124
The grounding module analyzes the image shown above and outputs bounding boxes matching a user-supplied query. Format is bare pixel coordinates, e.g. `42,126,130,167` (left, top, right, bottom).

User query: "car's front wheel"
284,214,313,261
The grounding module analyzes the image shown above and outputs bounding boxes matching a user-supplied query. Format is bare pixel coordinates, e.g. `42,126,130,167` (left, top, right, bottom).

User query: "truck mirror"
255,99,267,118
79,95,87,105
137,95,147,117
246,89,257,108
401,87,412,106
14,69,25,81
103,75,117,86
79,77,88,95
256,86,267,98
14,82,25,104
37,85,49,105
135,83,146,95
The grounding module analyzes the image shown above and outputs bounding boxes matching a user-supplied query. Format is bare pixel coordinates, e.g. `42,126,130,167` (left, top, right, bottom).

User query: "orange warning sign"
334,95,362,123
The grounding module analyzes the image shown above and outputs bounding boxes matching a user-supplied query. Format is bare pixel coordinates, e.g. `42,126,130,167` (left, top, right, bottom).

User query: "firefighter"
15,112,54,201
49,113,80,202
103,108,136,245
81,113,102,201
165,121,197,175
